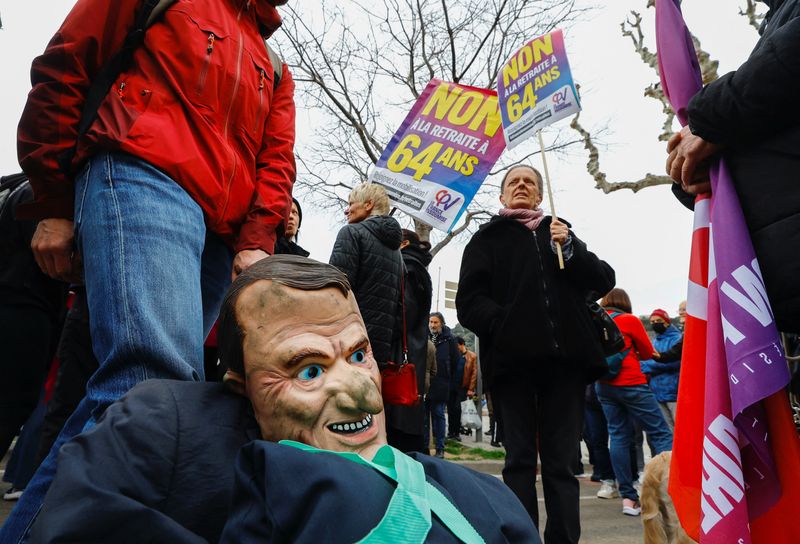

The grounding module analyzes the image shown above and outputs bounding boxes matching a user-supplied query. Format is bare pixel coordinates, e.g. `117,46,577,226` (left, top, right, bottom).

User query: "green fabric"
279,441,485,543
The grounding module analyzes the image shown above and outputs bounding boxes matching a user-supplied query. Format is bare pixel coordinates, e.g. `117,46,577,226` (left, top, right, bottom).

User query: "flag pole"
537,130,564,269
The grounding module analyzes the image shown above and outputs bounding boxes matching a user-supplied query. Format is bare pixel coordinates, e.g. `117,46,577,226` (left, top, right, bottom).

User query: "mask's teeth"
329,414,373,434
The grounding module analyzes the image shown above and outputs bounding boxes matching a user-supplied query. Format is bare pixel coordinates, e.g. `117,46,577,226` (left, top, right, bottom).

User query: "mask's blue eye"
297,365,324,381
349,349,367,364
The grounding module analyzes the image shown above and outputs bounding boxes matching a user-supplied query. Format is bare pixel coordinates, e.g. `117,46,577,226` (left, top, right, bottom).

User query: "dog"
640,451,697,544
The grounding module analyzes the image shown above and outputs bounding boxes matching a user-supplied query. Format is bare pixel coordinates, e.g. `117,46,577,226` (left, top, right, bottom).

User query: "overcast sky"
0,0,762,325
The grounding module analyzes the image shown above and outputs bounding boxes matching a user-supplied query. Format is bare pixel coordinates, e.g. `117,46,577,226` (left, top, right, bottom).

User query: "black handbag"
586,300,625,356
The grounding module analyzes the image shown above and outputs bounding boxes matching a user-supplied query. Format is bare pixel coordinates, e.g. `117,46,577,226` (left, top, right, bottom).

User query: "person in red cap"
640,309,683,430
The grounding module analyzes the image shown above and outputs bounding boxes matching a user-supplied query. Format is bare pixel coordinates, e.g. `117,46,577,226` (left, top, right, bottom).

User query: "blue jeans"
424,399,446,452
0,152,233,542
583,402,614,481
595,383,673,501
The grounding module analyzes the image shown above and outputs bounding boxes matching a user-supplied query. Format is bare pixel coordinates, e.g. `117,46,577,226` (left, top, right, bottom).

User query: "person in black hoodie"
666,0,800,333
329,183,403,365
456,164,615,543
384,229,433,453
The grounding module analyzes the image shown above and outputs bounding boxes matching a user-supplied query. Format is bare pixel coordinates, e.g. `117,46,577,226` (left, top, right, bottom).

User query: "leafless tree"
276,0,587,254
570,0,763,194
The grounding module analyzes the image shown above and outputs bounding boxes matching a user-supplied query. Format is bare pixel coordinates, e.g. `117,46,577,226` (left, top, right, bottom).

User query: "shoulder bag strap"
57,0,177,173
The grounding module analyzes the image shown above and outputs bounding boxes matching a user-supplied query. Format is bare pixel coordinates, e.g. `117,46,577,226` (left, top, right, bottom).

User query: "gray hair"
500,164,543,195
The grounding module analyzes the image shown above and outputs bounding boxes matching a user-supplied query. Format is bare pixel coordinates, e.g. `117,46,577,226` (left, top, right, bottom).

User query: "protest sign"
497,29,580,149
368,79,506,232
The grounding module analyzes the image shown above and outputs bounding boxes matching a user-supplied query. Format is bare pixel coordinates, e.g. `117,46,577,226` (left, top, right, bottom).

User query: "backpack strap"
58,0,176,173
264,42,283,91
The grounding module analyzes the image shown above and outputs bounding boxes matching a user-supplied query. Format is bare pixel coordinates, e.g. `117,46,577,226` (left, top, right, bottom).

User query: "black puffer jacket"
674,0,800,332
385,243,433,435
456,216,615,388
428,325,459,403
329,215,403,363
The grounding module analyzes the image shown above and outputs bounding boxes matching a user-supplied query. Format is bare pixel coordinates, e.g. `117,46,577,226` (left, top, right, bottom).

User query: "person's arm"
448,338,461,380
456,236,504,338
219,443,275,543
626,315,657,361
234,63,297,260
329,225,361,290
467,354,478,395
30,381,205,543
667,19,800,193
656,337,683,364
688,18,800,147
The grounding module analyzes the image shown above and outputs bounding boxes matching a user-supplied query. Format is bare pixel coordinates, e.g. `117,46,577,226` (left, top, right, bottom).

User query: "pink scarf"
499,207,545,231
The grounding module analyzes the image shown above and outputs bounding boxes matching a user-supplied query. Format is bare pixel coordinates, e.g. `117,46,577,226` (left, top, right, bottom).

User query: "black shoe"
490,440,502,447
435,449,445,459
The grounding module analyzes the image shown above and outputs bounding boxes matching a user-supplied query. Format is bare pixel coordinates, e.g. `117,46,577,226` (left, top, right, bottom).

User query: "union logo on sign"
434,189,462,211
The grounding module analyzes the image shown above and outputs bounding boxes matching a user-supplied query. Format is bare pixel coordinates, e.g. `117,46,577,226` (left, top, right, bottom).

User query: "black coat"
385,243,433,435
31,380,260,543
273,237,309,257
329,216,404,363
428,325,459,403
456,216,616,388
221,441,540,543
675,1,800,332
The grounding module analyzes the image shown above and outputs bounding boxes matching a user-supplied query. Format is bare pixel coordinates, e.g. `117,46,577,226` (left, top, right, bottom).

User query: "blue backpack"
603,312,631,379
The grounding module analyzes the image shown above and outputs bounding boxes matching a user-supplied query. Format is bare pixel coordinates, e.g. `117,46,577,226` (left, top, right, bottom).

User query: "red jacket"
17,0,296,254
602,311,656,387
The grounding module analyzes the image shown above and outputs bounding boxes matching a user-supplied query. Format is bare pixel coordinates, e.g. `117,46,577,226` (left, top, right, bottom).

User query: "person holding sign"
456,164,615,544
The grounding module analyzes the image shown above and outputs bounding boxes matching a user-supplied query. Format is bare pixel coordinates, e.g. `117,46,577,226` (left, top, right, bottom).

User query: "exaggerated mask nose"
327,361,383,414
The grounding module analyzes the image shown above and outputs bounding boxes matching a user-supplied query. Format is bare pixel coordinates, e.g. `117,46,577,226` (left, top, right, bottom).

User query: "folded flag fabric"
656,1,800,542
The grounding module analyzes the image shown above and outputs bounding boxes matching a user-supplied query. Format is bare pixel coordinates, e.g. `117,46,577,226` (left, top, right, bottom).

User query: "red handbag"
380,268,420,406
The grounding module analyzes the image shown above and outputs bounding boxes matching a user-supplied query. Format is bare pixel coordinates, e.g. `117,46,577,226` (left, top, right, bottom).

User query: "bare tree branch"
570,1,725,192
570,112,673,193
739,0,764,31
430,210,492,257
621,11,658,70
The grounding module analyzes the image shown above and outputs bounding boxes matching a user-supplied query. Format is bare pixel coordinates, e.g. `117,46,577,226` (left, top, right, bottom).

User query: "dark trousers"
0,304,54,461
493,375,585,544
386,426,425,454
36,289,98,466
4,389,47,489
446,388,465,437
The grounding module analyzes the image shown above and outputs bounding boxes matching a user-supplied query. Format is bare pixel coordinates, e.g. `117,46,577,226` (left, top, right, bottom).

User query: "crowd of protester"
3,0,800,542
